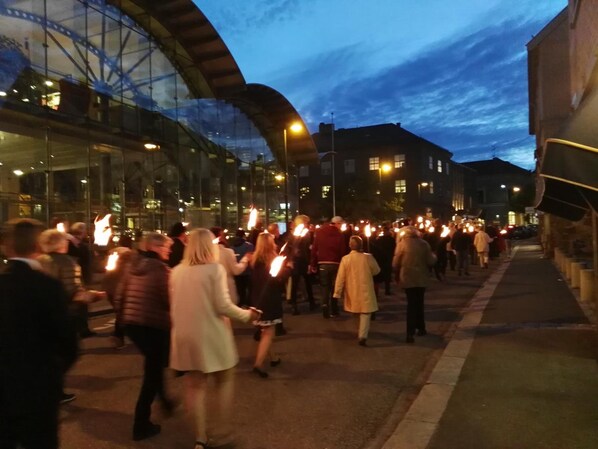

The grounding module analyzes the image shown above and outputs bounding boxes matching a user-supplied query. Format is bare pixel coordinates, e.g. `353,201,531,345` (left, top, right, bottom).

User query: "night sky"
194,0,566,169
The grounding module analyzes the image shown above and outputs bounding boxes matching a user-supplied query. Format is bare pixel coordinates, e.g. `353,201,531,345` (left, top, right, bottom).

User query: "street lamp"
377,163,392,195
283,122,304,225
319,151,338,216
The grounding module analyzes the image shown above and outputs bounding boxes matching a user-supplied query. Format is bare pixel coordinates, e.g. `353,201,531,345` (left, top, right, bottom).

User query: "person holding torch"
250,233,292,377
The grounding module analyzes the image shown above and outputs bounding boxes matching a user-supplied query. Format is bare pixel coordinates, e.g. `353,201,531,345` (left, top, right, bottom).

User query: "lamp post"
283,122,303,226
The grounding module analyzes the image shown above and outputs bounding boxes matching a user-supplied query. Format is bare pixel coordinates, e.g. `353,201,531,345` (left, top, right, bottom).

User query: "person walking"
67,221,95,337
168,222,187,268
37,228,105,402
115,232,175,441
0,219,78,449
371,224,396,296
231,229,255,308
473,225,494,268
169,229,259,449
393,226,437,343
310,216,347,318
289,215,316,315
333,236,380,346
451,224,472,276
211,227,250,305
250,233,291,377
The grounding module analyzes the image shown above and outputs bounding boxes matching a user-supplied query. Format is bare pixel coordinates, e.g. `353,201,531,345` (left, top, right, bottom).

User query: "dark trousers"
318,263,339,308
291,261,314,306
125,325,170,426
448,251,456,270
234,275,251,307
0,407,59,449
404,287,426,337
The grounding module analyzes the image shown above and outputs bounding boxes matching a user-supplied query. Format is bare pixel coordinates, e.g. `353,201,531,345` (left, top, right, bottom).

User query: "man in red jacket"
311,216,348,318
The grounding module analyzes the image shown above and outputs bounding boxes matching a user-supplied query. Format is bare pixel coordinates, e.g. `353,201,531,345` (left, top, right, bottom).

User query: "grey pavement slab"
427,243,598,449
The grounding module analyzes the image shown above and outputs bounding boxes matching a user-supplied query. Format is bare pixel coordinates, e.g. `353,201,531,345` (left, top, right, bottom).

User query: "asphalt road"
59,258,495,449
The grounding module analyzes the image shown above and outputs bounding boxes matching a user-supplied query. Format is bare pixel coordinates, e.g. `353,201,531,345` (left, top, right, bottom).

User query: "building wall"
298,123,469,223
569,0,598,107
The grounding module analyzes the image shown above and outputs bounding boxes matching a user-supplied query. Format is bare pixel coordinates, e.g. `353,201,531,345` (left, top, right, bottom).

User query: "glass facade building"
0,0,314,234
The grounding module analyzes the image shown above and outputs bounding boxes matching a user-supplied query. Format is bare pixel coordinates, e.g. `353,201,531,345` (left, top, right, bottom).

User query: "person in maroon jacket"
310,216,348,318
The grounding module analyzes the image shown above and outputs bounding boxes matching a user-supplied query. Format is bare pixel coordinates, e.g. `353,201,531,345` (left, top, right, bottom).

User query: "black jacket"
0,260,78,415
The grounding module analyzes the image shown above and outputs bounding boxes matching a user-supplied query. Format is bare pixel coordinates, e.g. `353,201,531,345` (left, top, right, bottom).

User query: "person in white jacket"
169,228,259,449
333,236,380,346
473,225,494,268
210,227,250,304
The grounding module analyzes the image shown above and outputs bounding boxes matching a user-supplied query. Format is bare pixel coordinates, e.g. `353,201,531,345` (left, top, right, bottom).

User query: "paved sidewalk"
405,242,598,449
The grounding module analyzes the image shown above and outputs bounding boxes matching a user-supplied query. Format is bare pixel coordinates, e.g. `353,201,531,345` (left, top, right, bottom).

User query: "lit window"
369,157,379,170
321,161,331,175
299,166,309,177
322,185,331,198
395,179,406,193
437,160,442,173
429,156,433,170
446,162,450,175
394,154,405,168
344,159,355,174
299,186,310,199
429,181,434,194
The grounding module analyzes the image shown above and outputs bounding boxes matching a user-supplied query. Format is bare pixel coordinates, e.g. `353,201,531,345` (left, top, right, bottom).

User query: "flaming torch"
269,255,287,277
56,222,66,233
94,214,112,247
441,226,450,238
293,223,308,237
105,252,119,271
247,207,257,230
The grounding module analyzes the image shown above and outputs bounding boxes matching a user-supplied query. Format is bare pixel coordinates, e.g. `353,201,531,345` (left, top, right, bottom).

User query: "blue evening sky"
194,0,566,169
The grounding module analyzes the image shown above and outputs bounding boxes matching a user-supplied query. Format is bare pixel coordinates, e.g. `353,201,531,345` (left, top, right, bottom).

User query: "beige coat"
392,235,437,288
473,231,493,253
169,262,252,373
334,251,380,313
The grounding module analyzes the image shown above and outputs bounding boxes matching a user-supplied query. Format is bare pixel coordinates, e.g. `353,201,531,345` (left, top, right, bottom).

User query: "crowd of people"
0,214,513,449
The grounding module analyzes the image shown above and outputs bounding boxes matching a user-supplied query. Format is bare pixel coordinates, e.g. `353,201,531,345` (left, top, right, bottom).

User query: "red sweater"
311,224,347,266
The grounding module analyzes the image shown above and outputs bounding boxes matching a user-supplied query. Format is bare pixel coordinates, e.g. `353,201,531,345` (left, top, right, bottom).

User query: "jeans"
318,263,339,309
125,325,171,426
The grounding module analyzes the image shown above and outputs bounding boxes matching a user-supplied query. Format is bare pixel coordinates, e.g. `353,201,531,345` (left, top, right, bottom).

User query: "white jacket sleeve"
333,256,347,299
212,264,252,323
223,248,248,276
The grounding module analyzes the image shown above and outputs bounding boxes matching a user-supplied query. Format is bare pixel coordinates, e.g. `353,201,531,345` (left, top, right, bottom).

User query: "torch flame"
441,226,450,238
428,226,435,233
94,214,112,246
293,223,305,237
56,222,66,233
247,207,258,230
105,252,119,271
364,224,372,238
418,223,425,230
269,255,286,277
341,223,347,232
417,216,423,223
467,224,475,233
500,229,507,235
279,243,288,254
212,238,220,244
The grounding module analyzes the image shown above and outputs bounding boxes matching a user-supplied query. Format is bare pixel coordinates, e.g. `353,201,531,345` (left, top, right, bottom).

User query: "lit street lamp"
283,122,304,225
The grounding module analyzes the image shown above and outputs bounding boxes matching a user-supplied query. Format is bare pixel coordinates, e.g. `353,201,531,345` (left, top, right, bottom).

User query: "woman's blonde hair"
349,235,363,251
39,229,68,253
184,228,218,265
251,232,277,268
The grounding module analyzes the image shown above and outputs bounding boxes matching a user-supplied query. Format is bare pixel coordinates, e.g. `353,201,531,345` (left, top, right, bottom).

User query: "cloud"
267,15,551,169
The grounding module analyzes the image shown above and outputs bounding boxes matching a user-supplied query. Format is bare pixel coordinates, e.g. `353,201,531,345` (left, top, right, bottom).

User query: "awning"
536,138,598,221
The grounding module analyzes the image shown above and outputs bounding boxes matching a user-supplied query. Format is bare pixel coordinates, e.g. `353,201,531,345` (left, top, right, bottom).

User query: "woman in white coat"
333,236,380,346
170,228,259,449
473,225,494,268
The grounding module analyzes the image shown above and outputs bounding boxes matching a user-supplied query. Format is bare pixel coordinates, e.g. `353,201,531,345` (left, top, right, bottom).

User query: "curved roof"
108,0,245,98
227,84,319,165
108,1,318,164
